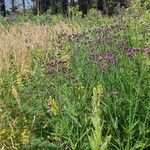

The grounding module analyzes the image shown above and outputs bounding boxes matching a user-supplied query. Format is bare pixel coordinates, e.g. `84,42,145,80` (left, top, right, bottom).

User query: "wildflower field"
0,1,150,150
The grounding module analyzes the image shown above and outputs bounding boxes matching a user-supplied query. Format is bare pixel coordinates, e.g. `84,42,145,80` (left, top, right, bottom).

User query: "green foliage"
88,84,111,150
0,3,150,150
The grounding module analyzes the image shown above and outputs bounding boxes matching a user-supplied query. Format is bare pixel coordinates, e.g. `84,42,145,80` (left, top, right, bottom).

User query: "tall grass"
0,1,150,149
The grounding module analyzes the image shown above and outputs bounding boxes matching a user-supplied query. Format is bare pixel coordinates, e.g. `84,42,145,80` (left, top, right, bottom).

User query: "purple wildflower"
144,47,150,56
131,48,140,52
125,47,141,58
127,0,134,4
104,52,116,62
126,50,134,58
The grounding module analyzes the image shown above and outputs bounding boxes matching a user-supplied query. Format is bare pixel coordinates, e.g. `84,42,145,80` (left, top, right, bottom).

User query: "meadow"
0,1,150,150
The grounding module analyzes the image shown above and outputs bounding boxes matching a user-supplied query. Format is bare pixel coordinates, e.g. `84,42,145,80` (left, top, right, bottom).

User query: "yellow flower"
76,82,85,92
23,117,28,123
64,44,71,52
11,86,21,110
0,129,6,135
92,84,103,101
21,129,30,145
16,73,23,87
47,97,58,116
78,84,85,91
61,55,70,62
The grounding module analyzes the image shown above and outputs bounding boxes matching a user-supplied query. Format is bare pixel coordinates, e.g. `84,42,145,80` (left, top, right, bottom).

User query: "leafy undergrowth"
0,1,150,150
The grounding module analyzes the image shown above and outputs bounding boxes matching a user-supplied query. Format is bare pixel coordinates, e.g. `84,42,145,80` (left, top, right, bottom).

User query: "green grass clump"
0,1,150,149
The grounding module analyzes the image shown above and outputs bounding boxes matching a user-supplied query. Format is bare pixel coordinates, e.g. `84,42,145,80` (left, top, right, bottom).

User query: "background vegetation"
0,0,149,17
0,0,150,150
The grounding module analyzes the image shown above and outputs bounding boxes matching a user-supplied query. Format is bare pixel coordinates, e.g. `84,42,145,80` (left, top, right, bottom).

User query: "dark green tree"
11,0,15,12
0,0,6,17
61,0,68,16
79,0,89,17
97,0,108,14
51,0,58,14
70,0,75,6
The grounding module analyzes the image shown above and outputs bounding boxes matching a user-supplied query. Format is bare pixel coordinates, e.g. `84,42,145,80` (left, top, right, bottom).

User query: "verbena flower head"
104,52,116,62
127,0,134,4
145,47,150,56
125,47,141,58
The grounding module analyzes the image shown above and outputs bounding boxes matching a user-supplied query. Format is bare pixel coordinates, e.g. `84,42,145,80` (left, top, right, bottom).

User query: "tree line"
0,0,148,17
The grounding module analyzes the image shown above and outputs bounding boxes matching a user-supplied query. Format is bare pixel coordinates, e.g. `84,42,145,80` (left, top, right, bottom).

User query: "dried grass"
0,21,76,76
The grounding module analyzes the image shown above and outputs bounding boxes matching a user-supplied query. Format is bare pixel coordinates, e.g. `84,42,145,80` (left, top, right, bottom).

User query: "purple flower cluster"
91,51,116,62
124,47,150,58
144,47,150,56
45,58,70,75
125,47,141,58
90,50,116,71
104,52,116,62
127,0,134,4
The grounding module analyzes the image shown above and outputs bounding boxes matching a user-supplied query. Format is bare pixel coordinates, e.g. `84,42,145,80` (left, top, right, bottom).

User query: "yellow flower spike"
23,117,28,123
61,55,70,62
11,85,21,110
77,82,85,92
64,44,71,52
16,73,23,87
89,83,111,150
0,129,6,135
12,118,19,126
21,129,30,145
92,84,103,101
48,97,58,116
51,99,58,115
